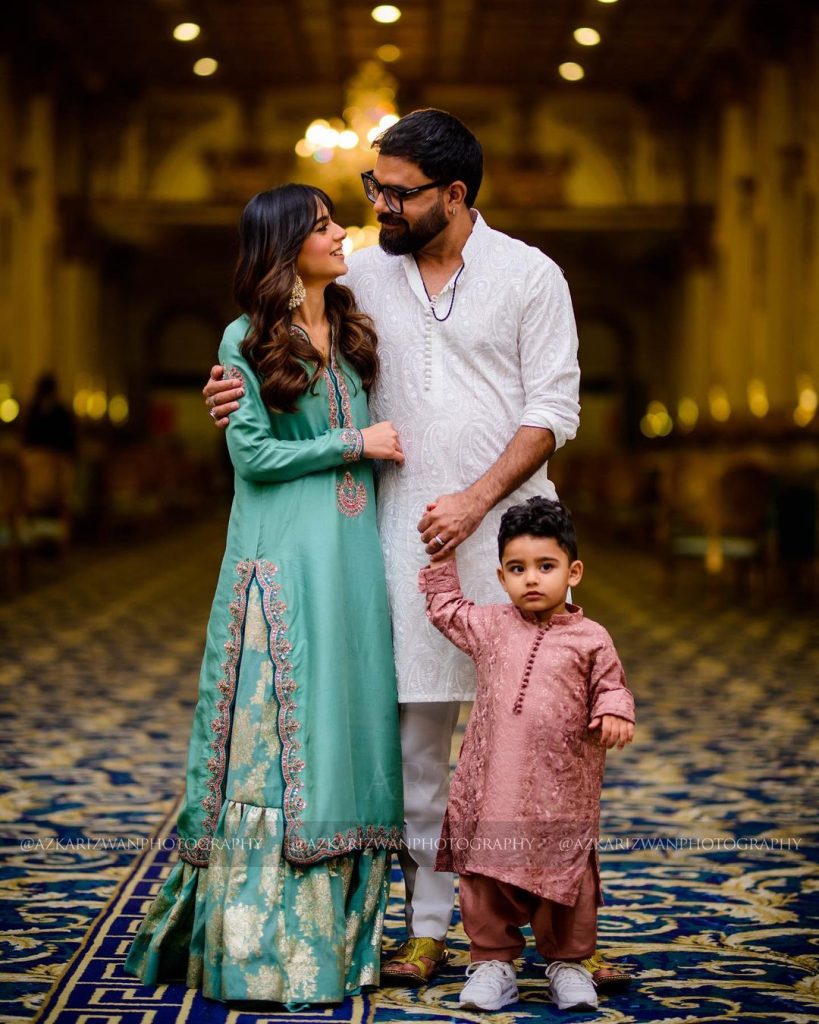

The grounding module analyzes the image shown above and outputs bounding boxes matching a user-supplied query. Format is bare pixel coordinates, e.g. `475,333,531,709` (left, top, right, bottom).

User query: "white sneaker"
545,961,599,1010
458,960,519,1011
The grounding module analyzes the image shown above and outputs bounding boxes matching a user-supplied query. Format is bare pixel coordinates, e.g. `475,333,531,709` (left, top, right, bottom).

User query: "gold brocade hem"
199,801,389,1003
179,822,403,868
284,822,403,866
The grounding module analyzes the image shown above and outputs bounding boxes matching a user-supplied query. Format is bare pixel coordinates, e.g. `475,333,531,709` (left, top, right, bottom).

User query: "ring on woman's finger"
433,534,445,548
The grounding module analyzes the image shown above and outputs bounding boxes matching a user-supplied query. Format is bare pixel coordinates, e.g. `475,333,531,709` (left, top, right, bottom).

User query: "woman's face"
296,202,348,284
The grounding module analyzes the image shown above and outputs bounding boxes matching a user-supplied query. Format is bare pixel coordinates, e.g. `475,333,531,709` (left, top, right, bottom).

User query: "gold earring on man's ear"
288,274,306,310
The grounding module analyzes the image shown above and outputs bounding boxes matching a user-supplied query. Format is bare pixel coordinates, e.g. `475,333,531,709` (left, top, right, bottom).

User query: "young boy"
418,497,635,1012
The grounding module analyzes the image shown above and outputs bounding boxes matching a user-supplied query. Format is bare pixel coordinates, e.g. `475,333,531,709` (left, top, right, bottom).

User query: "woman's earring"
288,274,306,310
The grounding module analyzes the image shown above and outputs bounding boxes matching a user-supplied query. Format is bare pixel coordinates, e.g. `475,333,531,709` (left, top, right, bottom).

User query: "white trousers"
397,700,463,940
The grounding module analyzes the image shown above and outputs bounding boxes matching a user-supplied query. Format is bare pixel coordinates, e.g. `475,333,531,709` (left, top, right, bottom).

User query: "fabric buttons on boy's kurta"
512,624,550,714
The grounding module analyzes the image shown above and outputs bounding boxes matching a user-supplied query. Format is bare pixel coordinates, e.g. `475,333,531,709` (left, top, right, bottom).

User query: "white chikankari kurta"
343,212,581,702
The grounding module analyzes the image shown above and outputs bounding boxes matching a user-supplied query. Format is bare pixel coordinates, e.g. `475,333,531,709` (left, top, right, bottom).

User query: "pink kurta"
419,560,635,906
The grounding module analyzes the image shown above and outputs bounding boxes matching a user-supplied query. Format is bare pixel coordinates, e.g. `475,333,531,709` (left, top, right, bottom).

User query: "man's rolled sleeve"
518,260,581,450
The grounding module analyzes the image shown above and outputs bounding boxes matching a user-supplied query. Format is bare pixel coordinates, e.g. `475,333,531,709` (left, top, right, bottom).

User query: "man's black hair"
497,497,578,563
373,108,483,207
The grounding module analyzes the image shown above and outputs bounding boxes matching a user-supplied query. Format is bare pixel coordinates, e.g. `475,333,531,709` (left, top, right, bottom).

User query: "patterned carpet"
1,514,817,1022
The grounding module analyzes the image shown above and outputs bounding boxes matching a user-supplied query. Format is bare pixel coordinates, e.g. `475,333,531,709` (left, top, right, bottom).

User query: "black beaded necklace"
420,263,465,323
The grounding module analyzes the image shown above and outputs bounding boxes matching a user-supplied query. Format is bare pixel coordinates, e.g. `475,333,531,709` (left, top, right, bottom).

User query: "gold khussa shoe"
381,937,449,985
582,954,633,991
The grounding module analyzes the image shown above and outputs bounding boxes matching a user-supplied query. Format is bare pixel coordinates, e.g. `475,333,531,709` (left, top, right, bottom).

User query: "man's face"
372,156,450,256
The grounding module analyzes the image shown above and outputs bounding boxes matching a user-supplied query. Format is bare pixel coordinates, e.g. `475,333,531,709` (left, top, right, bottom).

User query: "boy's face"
497,534,584,623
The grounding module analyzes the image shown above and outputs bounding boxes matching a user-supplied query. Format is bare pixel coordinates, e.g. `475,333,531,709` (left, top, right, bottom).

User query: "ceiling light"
338,129,359,149
193,58,218,77
306,119,332,146
747,379,769,418
573,27,601,46
795,376,817,425
73,389,90,417
173,22,201,42
558,62,585,82
377,44,401,62
677,397,699,431
708,385,731,422
596,0,619,4
87,391,108,420
108,395,129,425
372,5,401,24
797,373,817,412
645,401,673,437
0,397,19,423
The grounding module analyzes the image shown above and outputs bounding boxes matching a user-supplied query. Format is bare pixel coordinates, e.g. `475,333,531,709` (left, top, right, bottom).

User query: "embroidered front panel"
184,558,400,867
253,560,306,864
181,559,256,867
251,560,399,862
325,350,367,515
330,348,354,427
324,367,341,429
336,471,368,518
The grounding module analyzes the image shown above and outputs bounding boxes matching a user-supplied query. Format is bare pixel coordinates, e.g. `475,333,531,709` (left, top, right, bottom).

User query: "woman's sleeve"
417,560,493,656
218,329,363,483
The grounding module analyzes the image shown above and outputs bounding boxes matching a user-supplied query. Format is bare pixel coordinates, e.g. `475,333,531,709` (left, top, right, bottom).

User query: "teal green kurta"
126,315,403,1003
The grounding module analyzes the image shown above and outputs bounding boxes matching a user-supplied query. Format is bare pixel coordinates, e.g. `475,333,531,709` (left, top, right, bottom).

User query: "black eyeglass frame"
361,170,450,214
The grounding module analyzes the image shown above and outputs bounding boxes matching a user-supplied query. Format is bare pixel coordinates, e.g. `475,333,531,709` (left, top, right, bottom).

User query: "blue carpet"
31,798,819,1023
1,518,817,1022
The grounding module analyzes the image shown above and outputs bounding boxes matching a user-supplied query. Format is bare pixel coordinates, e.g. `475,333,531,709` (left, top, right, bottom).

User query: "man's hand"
417,489,489,562
204,365,244,429
588,715,634,750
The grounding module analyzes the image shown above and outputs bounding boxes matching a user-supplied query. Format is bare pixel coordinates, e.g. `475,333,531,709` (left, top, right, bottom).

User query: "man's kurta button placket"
424,311,434,391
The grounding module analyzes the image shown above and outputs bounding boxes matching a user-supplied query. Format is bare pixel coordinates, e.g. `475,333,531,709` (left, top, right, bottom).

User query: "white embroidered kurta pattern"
343,212,581,702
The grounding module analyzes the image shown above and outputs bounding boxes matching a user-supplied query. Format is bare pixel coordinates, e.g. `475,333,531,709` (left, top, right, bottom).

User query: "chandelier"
294,60,400,210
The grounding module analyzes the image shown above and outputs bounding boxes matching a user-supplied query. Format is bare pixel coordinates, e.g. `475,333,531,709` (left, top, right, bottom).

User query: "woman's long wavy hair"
234,184,379,413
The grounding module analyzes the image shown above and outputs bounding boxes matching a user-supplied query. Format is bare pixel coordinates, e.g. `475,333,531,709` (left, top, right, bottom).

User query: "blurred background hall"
1,2,817,1023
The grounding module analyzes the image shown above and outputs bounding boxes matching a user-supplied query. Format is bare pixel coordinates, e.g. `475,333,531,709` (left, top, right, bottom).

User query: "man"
204,109,629,995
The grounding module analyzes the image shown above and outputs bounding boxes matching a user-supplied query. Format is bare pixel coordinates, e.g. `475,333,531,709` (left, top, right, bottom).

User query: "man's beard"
378,197,449,256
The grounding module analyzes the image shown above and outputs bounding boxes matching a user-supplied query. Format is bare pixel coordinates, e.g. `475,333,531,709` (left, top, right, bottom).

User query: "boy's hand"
588,714,634,750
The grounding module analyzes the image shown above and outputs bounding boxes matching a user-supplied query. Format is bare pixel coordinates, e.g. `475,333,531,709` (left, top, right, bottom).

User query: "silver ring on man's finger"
209,408,218,420
433,534,445,548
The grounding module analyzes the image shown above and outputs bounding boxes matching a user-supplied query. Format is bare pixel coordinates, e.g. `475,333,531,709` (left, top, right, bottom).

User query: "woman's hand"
204,365,244,428
360,422,404,464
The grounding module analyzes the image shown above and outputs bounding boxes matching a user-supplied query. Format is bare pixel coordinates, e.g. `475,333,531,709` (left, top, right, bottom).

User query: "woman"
126,185,405,1005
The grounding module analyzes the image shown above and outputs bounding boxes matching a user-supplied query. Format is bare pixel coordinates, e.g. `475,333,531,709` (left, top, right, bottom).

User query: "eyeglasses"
361,170,449,215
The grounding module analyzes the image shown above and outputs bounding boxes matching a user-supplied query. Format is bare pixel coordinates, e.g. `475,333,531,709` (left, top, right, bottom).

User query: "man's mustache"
378,215,407,228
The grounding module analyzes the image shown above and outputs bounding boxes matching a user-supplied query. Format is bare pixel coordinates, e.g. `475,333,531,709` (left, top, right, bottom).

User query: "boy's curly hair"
497,497,578,562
